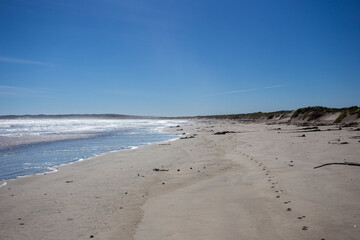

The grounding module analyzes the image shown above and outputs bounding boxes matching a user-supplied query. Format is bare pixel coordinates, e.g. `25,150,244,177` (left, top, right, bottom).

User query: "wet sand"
1,121,359,239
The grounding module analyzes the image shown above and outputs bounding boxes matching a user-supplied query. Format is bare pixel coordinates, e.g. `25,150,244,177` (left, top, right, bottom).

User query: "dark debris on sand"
213,131,237,135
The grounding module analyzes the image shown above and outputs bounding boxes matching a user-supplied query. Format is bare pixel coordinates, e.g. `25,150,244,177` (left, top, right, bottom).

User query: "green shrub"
349,106,359,115
291,107,309,119
334,112,347,124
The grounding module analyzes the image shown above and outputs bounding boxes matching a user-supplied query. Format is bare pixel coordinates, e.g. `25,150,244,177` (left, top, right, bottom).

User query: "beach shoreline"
0,134,181,189
0,120,359,239
0,119,185,182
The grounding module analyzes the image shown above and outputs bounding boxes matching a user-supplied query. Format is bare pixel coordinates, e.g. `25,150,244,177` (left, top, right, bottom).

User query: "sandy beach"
1,120,359,240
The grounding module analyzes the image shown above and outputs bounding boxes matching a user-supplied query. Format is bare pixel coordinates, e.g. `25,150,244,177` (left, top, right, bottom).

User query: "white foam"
0,181,7,187
168,137,179,142
0,119,188,149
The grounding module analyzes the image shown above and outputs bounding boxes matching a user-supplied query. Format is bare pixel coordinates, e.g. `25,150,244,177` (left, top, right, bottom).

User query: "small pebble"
302,226,308,230
287,208,292,211
125,192,128,194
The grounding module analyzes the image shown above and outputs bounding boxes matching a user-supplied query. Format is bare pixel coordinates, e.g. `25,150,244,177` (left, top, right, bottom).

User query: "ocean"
0,118,186,182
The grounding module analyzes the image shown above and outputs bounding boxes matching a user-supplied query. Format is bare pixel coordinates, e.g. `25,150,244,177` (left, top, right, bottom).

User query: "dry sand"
0,121,359,239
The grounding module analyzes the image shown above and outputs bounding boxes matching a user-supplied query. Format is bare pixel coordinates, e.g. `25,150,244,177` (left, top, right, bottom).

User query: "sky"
0,0,359,116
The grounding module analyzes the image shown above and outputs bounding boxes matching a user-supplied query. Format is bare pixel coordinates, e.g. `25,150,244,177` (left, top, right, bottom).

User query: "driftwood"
300,127,319,130
180,135,195,139
280,128,321,133
153,168,169,172
297,129,321,133
314,162,360,169
213,131,237,135
328,141,349,144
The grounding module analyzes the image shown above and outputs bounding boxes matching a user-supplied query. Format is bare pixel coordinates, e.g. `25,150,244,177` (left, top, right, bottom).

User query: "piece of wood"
313,162,360,169
153,168,169,172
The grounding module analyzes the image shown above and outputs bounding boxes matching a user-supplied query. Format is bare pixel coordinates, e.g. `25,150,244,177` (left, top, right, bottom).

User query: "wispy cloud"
207,84,289,97
0,56,52,66
102,89,160,97
0,85,54,97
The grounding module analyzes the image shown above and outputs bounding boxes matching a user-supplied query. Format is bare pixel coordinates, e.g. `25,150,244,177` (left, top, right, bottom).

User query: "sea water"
0,118,186,181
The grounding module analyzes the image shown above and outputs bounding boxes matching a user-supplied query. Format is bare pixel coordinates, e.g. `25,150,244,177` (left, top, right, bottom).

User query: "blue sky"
0,0,359,116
